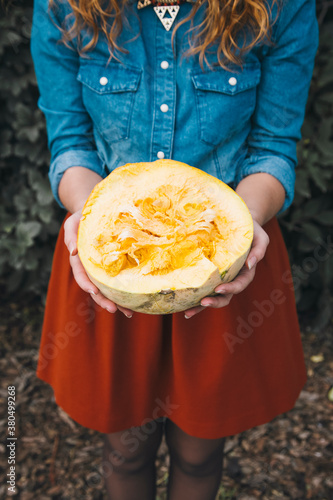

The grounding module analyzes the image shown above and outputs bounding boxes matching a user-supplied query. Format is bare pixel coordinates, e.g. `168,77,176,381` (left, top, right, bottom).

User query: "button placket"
151,23,176,161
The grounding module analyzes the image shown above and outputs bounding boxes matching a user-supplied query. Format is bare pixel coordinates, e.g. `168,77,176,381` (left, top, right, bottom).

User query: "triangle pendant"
153,5,180,31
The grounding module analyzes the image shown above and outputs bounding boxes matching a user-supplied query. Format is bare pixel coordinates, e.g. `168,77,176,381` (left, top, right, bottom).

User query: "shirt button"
157,151,165,159
160,104,169,113
228,77,237,86
100,76,108,86
161,61,169,69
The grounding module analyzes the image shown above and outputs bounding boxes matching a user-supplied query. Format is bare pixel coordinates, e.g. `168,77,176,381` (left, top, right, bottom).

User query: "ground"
0,298,332,500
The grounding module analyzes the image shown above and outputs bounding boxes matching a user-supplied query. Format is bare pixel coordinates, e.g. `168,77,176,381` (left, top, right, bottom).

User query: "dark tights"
102,418,226,500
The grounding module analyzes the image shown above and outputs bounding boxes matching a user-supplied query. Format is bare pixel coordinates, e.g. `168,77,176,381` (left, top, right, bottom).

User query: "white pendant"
153,5,180,31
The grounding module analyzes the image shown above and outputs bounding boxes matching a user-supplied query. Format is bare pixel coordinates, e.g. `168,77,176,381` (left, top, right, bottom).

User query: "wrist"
59,167,103,214
248,209,265,227
235,172,285,227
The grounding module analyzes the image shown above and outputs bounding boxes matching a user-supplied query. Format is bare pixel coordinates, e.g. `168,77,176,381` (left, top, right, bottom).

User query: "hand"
183,218,270,319
64,210,135,319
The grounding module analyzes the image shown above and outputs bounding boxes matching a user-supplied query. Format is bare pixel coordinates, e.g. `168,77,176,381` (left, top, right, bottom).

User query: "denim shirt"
30,0,318,214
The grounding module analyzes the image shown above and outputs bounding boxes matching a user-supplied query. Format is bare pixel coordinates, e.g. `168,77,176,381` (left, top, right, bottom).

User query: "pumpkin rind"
77,160,253,314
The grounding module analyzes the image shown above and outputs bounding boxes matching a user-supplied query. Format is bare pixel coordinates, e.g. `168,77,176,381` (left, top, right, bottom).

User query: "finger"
70,255,134,316
183,305,207,319
245,222,270,270
70,253,99,295
215,266,256,295
64,211,81,256
116,305,135,318
89,291,118,315
90,292,134,318
200,293,233,308
184,293,233,319
70,252,134,318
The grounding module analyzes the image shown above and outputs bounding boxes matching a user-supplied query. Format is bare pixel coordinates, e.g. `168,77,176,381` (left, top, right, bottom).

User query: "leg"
164,418,226,500
102,417,164,500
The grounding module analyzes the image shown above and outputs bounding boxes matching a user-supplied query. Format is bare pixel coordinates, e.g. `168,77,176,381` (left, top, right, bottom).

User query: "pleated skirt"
36,215,307,438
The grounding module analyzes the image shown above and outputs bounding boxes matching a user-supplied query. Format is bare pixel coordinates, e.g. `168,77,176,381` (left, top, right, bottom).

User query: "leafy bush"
0,1,62,299
278,11,333,330
0,1,332,328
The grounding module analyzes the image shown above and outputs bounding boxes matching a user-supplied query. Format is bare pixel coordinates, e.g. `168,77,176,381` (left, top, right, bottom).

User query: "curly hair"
49,0,279,69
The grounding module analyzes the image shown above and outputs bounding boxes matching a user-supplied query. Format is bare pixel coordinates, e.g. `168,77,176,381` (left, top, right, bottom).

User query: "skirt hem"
36,369,307,440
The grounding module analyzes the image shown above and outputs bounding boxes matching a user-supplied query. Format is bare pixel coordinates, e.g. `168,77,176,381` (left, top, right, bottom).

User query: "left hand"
183,218,270,319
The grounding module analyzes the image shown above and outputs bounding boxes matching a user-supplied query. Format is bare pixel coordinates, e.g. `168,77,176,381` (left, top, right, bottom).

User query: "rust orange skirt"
37,215,307,439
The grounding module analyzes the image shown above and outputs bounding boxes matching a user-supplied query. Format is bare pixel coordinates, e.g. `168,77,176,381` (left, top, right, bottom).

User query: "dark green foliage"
0,1,63,299
0,1,332,329
278,10,333,330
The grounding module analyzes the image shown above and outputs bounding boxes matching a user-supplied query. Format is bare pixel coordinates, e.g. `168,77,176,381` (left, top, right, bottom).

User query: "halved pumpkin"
77,160,253,314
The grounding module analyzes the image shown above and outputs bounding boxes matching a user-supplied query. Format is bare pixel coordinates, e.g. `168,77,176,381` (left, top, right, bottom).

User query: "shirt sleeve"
235,0,319,215
30,0,106,208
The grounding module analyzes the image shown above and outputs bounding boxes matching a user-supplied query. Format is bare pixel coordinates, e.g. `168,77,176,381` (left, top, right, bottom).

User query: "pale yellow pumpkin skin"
85,250,249,314
78,160,253,314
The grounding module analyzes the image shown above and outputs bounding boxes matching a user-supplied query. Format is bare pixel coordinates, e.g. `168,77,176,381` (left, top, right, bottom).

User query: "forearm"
235,173,286,226
58,167,103,213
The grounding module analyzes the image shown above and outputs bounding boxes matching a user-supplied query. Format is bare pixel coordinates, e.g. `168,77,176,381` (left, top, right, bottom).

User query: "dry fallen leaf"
327,386,333,402
310,353,325,363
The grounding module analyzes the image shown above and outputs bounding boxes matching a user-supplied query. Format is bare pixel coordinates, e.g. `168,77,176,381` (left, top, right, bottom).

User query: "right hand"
64,210,135,319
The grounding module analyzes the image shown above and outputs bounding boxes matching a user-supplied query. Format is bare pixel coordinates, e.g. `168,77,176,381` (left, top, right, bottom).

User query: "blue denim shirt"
30,0,318,214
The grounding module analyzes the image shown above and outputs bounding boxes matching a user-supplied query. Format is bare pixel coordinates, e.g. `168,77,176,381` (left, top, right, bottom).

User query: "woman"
31,0,318,498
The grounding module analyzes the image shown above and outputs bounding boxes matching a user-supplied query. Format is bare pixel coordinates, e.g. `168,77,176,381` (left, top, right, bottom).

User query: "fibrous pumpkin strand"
89,184,232,277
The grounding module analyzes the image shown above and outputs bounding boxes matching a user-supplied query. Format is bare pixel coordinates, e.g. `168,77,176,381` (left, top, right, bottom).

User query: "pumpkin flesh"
78,160,253,314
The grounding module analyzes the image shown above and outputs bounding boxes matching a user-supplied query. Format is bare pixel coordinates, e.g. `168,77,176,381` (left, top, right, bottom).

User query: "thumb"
246,222,270,270
64,211,82,256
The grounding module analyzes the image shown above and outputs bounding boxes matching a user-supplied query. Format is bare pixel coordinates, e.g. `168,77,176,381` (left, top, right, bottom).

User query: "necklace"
137,0,196,31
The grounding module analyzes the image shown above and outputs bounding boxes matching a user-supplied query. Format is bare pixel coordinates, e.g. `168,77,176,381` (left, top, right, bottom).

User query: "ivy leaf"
301,223,323,244
295,172,311,198
312,211,333,226
16,221,42,247
17,126,40,143
302,198,326,217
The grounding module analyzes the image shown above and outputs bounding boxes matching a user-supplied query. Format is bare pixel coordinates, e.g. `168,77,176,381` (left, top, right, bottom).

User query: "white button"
157,151,165,159
228,77,237,86
160,104,169,113
161,61,169,70
100,76,108,86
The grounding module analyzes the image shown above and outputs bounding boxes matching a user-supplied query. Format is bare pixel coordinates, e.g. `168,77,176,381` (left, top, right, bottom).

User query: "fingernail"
216,288,226,294
106,307,115,314
248,256,257,270
88,289,98,295
184,314,190,319
125,313,133,318
69,244,75,256
201,301,211,307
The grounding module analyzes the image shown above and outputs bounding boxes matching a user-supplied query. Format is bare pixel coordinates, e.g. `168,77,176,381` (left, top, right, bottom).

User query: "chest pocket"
192,63,261,147
77,60,142,144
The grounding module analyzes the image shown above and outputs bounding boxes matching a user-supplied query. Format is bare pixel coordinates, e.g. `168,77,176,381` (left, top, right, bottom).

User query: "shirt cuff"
49,150,106,208
235,155,296,216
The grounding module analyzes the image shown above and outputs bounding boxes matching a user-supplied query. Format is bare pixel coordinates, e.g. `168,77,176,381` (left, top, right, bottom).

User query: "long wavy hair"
49,0,278,69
